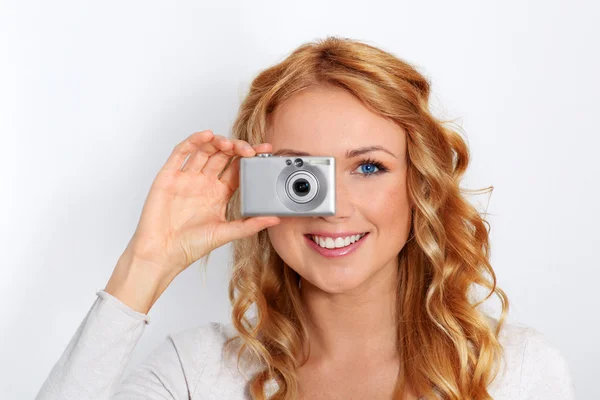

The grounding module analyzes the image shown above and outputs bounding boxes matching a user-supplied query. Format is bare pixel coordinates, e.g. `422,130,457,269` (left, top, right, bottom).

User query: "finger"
184,135,232,173
219,156,240,192
213,216,281,245
163,130,214,171
252,143,274,154
222,141,273,157
201,138,247,176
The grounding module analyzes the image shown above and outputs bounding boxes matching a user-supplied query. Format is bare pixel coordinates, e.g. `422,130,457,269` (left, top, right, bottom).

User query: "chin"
304,268,370,294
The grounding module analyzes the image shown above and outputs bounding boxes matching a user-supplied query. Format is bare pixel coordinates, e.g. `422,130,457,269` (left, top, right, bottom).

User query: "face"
265,84,412,295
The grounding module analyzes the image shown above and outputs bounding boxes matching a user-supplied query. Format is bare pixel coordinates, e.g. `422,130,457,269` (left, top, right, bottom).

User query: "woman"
36,37,575,399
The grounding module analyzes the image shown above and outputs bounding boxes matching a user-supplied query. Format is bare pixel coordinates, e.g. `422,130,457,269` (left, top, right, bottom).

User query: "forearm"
104,249,177,315
35,291,151,400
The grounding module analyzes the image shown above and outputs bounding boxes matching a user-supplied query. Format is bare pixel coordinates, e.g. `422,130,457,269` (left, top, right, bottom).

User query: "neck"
298,257,399,364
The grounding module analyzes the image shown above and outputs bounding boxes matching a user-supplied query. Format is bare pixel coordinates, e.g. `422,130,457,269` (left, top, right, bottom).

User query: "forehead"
265,85,406,157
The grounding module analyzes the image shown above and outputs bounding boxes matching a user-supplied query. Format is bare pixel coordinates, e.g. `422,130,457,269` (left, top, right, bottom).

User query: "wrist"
104,250,177,314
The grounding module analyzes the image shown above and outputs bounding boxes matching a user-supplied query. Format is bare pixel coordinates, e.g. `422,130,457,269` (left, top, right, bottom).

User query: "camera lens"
293,178,310,196
285,171,318,204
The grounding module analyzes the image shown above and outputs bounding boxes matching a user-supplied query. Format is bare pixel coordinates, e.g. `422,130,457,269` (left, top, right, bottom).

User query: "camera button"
257,153,272,157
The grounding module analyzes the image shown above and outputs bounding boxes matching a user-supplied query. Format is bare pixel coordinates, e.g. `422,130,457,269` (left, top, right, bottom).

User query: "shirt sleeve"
35,290,190,400
518,327,576,400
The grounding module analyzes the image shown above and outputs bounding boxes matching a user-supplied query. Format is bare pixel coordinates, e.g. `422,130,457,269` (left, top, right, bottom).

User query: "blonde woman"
36,37,575,400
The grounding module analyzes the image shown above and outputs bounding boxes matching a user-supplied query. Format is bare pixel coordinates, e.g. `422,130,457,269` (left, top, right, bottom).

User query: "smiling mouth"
304,232,368,249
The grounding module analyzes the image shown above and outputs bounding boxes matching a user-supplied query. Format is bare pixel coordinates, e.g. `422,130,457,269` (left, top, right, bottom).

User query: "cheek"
266,224,285,253
359,181,411,235
266,218,302,258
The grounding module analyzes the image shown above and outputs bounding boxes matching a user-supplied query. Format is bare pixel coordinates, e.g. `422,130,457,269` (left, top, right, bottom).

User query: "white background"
1,1,598,398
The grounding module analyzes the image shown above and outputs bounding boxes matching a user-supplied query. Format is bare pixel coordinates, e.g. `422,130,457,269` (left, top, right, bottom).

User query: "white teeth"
310,233,366,249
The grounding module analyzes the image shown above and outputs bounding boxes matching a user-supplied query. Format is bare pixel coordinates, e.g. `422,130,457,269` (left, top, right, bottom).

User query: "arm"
112,328,191,399
518,328,576,400
35,291,190,400
35,132,273,399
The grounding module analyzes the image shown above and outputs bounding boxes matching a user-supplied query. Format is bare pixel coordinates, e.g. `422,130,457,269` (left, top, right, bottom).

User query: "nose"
320,168,354,222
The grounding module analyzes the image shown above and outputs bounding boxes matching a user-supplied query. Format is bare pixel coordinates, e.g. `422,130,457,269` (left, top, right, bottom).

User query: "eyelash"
353,157,389,177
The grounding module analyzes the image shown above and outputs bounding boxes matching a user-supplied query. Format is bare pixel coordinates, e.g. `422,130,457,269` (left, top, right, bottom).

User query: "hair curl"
217,36,509,400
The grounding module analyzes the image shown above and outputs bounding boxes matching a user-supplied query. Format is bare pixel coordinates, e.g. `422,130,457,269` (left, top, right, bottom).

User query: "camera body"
239,154,336,217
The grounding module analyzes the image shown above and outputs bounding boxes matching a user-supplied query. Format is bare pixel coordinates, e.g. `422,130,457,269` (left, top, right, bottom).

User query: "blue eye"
354,158,388,176
358,163,379,174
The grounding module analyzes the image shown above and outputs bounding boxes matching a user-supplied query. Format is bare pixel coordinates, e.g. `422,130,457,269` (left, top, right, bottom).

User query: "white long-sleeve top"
35,290,576,399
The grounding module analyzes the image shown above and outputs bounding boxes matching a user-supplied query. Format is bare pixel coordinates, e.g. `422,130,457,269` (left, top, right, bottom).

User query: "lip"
304,232,369,258
306,231,367,238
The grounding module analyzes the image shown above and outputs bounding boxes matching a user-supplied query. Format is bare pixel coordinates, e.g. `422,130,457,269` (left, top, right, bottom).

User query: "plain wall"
1,0,598,398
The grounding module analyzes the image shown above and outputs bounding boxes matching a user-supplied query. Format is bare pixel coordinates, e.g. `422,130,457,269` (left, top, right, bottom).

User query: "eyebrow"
272,145,398,159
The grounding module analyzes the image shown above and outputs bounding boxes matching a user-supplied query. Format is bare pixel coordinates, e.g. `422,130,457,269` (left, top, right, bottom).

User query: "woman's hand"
104,130,280,313
128,129,279,272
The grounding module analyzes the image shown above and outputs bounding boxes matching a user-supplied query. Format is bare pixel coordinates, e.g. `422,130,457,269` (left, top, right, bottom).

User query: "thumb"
213,216,281,244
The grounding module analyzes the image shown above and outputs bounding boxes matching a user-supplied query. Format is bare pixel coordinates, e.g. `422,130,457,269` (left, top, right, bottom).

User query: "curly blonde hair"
219,36,509,400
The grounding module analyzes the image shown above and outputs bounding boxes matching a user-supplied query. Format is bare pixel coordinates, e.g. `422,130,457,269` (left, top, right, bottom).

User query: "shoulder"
483,315,576,399
166,317,264,398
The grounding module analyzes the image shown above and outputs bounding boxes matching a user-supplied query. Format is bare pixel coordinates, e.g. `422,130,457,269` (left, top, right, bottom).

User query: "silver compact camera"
239,154,336,217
